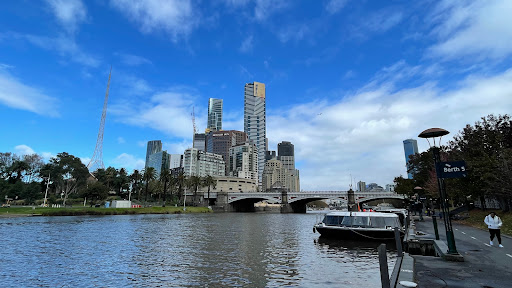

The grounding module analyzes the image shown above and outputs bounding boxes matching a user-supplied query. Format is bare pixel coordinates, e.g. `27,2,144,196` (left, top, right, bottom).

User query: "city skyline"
1,1,511,190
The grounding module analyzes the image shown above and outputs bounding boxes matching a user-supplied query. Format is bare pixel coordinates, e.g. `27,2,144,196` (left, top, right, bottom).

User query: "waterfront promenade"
412,216,512,287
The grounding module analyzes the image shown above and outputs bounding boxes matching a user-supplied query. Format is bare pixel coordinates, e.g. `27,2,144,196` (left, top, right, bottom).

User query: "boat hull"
315,226,404,241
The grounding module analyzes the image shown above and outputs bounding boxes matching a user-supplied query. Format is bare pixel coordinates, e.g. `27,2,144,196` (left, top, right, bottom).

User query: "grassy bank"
454,208,512,236
0,206,211,216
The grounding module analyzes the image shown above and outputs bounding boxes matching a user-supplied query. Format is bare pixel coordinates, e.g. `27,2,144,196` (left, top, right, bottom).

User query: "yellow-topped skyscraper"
244,82,266,187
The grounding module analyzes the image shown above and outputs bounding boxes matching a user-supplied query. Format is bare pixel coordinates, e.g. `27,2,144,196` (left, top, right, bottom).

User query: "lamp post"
418,127,458,254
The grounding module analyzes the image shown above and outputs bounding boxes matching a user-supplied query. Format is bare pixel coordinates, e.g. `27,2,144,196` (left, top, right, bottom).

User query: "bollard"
378,244,390,288
394,227,403,257
432,215,440,240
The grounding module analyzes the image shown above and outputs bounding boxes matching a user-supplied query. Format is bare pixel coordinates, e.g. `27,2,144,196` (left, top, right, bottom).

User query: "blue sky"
1,0,512,190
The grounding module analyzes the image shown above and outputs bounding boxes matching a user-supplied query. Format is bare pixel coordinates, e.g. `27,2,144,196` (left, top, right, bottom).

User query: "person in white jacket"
484,212,503,247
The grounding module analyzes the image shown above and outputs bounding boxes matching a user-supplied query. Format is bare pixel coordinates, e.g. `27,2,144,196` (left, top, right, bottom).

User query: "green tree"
393,176,415,197
174,170,186,203
449,114,512,211
143,167,156,203
43,152,89,206
202,175,216,206
105,166,118,191
186,176,203,206
116,168,130,196
159,169,171,207
130,169,142,201
81,182,109,205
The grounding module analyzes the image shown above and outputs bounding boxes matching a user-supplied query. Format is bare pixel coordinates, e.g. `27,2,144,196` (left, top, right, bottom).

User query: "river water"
0,213,397,287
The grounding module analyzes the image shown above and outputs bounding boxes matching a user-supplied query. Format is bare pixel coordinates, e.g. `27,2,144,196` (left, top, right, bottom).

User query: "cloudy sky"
1,0,511,190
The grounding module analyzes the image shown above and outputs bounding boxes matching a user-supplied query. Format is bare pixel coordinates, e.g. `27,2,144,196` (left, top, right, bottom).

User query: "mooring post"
394,227,403,257
432,215,440,240
378,244,390,288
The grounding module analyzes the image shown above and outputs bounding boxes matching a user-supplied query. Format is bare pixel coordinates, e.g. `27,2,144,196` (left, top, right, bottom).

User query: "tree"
105,166,118,191
202,175,216,206
81,182,108,205
43,152,89,206
116,168,130,196
143,167,156,203
393,176,415,197
130,169,142,201
449,114,512,211
174,170,186,203
22,154,44,183
159,169,171,207
186,176,203,206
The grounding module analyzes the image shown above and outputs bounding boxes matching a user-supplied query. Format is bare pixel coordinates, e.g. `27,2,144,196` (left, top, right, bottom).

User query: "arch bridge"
203,191,407,213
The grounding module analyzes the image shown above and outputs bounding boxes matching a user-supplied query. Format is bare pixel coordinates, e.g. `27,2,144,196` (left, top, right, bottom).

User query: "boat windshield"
369,217,400,228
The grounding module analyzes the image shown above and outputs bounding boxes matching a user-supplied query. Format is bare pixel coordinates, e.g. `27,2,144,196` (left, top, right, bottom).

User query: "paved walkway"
413,216,512,288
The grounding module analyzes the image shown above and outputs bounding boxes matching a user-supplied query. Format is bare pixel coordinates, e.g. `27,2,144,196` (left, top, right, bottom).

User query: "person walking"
484,212,503,247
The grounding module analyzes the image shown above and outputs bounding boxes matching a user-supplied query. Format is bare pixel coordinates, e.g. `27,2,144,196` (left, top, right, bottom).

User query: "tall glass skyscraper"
403,139,419,179
207,98,223,132
146,140,162,167
244,82,266,185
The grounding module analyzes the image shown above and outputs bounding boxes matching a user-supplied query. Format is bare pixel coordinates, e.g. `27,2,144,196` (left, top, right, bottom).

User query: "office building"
194,133,206,151
183,148,225,177
357,181,366,192
229,142,258,181
277,141,295,171
206,130,248,175
265,150,276,161
385,184,396,192
207,98,223,132
169,154,183,169
146,151,169,177
244,81,266,184
145,140,162,167
261,158,300,192
403,139,419,179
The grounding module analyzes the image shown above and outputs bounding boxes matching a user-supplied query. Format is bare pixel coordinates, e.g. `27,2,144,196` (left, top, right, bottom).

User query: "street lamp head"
418,128,449,147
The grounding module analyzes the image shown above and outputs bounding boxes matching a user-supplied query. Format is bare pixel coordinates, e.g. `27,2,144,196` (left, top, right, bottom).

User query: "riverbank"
0,206,211,217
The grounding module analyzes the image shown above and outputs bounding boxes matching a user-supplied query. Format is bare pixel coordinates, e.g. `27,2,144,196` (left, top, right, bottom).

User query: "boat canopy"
322,212,400,228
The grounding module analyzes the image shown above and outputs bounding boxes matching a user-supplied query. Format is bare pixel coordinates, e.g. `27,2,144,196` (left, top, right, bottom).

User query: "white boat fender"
399,281,417,287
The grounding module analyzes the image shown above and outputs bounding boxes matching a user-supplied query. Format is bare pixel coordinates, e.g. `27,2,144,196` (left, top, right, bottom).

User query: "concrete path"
413,216,512,288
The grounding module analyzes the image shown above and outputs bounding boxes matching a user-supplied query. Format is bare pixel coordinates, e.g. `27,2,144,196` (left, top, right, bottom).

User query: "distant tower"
244,82,266,185
403,139,419,179
207,98,223,132
87,67,112,172
145,140,162,166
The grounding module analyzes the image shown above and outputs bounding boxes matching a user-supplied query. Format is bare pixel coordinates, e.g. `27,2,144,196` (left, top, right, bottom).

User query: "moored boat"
313,211,404,241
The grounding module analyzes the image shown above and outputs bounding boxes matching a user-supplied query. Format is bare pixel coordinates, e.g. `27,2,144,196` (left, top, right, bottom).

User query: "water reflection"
0,213,396,287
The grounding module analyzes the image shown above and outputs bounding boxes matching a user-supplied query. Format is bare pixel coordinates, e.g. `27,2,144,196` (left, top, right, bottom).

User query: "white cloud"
164,140,192,155
14,145,35,156
41,152,55,160
254,0,289,22
239,35,253,53
117,137,126,144
325,0,348,14
350,9,403,39
110,87,204,139
115,52,152,66
111,153,145,171
428,0,512,60
45,0,87,34
7,33,100,67
0,69,59,117
267,64,512,190
110,0,199,41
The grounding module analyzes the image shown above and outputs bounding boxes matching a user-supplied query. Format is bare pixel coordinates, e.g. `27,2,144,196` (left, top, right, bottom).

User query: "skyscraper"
277,141,295,171
193,133,206,151
403,139,419,179
146,140,162,167
207,98,223,132
206,130,248,175
244,82,266,185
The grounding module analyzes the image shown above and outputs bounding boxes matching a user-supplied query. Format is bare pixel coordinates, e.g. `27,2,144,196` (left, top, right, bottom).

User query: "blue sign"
436,161,467,179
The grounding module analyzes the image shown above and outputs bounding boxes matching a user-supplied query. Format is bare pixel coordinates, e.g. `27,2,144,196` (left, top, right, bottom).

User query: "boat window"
370,217,399,228
351,216,369,227
341,216,352,226
323,216,345,226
